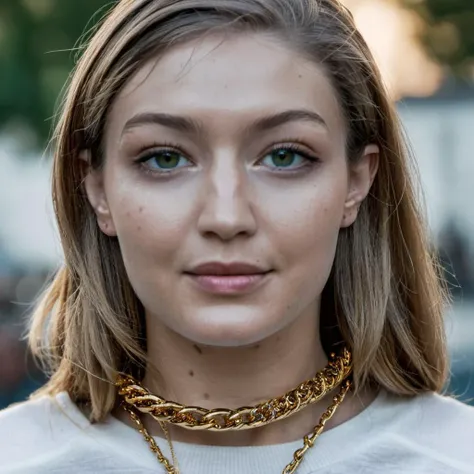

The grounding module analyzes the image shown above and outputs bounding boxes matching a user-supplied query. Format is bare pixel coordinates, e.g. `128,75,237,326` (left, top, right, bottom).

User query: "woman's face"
85,33,377,347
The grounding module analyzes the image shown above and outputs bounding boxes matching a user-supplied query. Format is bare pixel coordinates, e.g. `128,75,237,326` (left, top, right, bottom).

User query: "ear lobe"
80,150,117,236
341,144,379,228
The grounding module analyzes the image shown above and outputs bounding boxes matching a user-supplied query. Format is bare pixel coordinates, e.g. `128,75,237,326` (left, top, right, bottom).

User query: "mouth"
184,262,273,295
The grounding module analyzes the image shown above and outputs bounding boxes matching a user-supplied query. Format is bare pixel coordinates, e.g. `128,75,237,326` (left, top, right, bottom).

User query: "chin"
177,305,285,348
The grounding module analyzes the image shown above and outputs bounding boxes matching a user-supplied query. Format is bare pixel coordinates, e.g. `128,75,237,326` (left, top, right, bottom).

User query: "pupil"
157,152,179,168
273,150,294,167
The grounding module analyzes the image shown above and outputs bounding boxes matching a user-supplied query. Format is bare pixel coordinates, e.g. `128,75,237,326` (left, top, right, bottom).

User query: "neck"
115,307,377,446
143,307,326,411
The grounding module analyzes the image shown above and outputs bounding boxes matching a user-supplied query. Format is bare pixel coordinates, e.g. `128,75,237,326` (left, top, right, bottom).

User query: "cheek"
267,179,346,257
103,176,197,277
264,174,347,295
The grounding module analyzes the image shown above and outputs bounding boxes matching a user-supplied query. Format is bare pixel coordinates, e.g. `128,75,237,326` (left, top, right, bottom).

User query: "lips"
184,262,272,294
187,262,270,276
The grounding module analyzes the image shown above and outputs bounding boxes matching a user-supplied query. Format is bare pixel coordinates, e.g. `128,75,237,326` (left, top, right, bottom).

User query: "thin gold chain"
282,380,350,474
123,379,351,474
117,348,352,432
122,403,178,473
160,419,180,473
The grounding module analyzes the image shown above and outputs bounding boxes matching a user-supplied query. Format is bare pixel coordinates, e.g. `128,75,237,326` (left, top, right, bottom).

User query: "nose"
196,156,257,241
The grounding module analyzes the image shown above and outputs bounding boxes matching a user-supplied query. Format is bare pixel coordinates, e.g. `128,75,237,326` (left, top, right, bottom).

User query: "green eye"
270,148,302,168
261,147,314,170
142,150,190,170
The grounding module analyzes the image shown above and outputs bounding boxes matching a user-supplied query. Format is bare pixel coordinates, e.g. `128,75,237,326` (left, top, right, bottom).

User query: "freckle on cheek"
139,207,144,213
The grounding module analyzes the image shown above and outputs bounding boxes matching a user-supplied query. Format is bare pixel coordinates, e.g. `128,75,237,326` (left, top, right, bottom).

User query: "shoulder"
0,393,155,474
0,393,90,472
292,391,474,474
420,391,474,419
0,391,90,436
403,391,474,435
313,391,474,474
369,389,474,430
382,392,474,471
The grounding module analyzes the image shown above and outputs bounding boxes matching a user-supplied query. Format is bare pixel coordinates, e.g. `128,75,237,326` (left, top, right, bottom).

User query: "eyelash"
134,140,321,176
135,142,191,176
263,141,321,172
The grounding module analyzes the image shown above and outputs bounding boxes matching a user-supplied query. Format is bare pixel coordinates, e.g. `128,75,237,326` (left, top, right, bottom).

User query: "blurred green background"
0,0,473,408
0,0,473,146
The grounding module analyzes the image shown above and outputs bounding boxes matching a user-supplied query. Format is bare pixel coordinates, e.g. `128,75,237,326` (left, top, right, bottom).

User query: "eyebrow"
122,112,202,136
250,109,328,133
121,109,328,137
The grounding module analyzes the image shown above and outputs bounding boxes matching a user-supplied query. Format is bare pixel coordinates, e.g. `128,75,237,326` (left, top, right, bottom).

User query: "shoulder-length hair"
29,0,449,421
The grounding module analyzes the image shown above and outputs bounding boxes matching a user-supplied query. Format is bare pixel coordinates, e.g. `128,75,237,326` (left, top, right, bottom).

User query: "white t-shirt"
0,390,473,473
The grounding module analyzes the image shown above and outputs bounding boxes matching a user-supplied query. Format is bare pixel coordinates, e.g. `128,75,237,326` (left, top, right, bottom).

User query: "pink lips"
185,262,272,295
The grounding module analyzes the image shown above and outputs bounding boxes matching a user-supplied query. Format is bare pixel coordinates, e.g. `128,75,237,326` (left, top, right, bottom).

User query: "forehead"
107,33,345,138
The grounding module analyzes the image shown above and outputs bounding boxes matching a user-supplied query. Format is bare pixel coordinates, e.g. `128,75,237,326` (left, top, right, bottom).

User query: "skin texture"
84,33,379,445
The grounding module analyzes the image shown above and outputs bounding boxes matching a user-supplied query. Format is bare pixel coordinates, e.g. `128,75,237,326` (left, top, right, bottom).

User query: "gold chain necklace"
117,348,352,432
122,379,351,474
123,403,181,473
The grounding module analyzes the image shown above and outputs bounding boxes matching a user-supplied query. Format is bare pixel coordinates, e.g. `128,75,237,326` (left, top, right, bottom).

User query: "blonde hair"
29,0,449,421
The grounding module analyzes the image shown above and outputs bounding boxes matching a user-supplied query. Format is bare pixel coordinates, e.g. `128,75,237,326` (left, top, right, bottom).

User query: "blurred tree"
0,0,115,146
404,0,474,78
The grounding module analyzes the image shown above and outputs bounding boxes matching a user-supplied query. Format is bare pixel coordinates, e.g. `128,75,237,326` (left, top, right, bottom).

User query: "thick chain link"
117,348,351,432
123,379,351,474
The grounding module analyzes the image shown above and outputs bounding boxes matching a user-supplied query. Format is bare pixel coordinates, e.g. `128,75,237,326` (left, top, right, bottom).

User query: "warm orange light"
342,0,443,99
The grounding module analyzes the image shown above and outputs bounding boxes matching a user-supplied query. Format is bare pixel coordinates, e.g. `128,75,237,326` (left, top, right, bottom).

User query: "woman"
1,0,473,472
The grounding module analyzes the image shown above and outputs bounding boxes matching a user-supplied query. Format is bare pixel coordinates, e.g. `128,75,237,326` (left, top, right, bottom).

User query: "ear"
80,150,117,236
341,144,379,228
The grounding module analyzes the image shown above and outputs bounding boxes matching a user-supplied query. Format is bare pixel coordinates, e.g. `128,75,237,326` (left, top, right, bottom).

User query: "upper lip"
186,262,271,276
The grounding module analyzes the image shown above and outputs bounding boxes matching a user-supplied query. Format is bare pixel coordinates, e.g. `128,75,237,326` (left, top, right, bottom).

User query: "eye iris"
155,151,181,169
271,149,296,167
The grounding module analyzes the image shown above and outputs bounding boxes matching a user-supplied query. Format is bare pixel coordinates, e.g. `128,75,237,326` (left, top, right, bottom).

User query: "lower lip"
186,273,271,294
